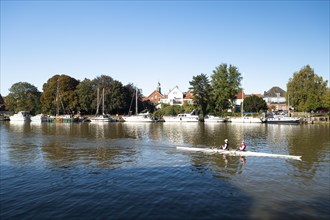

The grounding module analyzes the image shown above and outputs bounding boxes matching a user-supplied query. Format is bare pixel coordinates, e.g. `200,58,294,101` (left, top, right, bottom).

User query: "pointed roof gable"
184,90,194,99
264,86,286,97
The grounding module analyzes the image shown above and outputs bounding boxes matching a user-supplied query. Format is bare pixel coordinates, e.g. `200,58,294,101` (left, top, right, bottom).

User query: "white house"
159,86,194,106
160,86,183,105
263,86,287,111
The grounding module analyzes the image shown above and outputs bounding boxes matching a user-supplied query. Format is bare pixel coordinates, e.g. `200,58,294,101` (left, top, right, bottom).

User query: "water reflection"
1,121,329,219
1,122,329,178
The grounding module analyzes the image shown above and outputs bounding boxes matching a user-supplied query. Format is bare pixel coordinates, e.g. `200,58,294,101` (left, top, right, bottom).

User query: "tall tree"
211,63,242,112
189,73,211,118
122,83,136,114
76,78,97,114
243,95,268,113
92,75,114,114
107,80,126,114
322,88,330,110
41,74,79,115
5,82,41,114
0,94,5,111
287,65,328,112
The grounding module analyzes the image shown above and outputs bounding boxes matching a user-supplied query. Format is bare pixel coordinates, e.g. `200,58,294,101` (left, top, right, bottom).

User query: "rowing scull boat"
176,146,302,161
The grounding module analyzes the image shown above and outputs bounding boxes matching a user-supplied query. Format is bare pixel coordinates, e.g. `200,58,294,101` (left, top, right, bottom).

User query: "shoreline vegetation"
1,65,329,119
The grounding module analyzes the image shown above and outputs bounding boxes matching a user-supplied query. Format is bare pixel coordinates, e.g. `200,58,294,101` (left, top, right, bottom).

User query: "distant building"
183,90,194,105
234,90,263,112
160,86,184,105
143,82,165,104
143,84,194,108
263,86,287,111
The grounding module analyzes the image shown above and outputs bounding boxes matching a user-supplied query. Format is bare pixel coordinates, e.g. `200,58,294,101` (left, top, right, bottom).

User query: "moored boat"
9,111,31,122
31,114,49,122
230,116,263,123
123,87,154,122
265,114,300,124
53,115,79,123
123,112,154,122
90,88,116,122
90,114,116,122
204,115,227,123
163,112,199,122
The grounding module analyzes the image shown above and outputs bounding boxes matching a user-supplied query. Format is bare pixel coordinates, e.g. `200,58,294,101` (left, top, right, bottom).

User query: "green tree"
287,65,328,112
0,94,5,111
189,73,211,118
122,83,137,114
76,78,96,114
108,80,126,114
5,82,41,114
243,95,268,113
321,88,330,110
211,64,242,112
41,74,79,115
92,75,116,114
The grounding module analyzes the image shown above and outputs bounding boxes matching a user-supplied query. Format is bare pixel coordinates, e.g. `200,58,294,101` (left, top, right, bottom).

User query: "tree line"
1,64,329,116
188,64,329,118
3,74,155,116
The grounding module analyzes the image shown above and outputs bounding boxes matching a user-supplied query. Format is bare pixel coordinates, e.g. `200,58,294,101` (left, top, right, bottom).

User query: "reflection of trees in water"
42,141,137,169
285,125,330,179
5,122,42,166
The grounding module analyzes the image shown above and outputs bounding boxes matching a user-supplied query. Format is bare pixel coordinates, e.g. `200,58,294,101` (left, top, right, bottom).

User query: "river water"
1,122,329,219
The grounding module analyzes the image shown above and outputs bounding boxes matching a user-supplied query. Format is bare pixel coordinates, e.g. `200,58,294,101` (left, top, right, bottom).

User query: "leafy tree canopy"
243,95,268,113
41,74,79,115
211,63,242,112
287,65,328,112
5,82,41,114
189,73,211,118
76,78,96,114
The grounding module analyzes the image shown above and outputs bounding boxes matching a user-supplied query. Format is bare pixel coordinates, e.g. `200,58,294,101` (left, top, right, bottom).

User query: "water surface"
1,122,329,219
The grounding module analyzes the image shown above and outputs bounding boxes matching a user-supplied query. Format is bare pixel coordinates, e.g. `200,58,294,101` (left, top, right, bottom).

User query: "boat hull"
230,117,263,123
204,116,227,123
265,118,300,124
90,115,116,122
176,146,302,160
123,115,154,122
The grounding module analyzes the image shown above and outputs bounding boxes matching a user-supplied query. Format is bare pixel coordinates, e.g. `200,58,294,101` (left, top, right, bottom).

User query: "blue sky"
1,1,329,97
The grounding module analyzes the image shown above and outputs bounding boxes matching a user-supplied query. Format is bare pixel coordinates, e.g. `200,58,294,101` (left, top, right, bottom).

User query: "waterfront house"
143,82,165,105
234,90,263,112
263,86,287,110
159,86,194,106
143,84,194,108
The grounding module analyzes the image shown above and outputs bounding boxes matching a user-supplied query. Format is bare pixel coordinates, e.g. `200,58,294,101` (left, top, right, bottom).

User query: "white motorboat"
230,116,263,123
265,115,300,124
9,111,31,122
163,112,199,122
204,115,227,123
176,146,302,160
123,112,154,122
31,114,48,122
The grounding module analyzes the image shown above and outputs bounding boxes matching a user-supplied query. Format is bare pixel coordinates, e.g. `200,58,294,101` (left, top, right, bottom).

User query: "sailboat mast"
96,87,99,116
241,88,244,117
102,88,105,115
56,79,60,116
135,87,138,115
